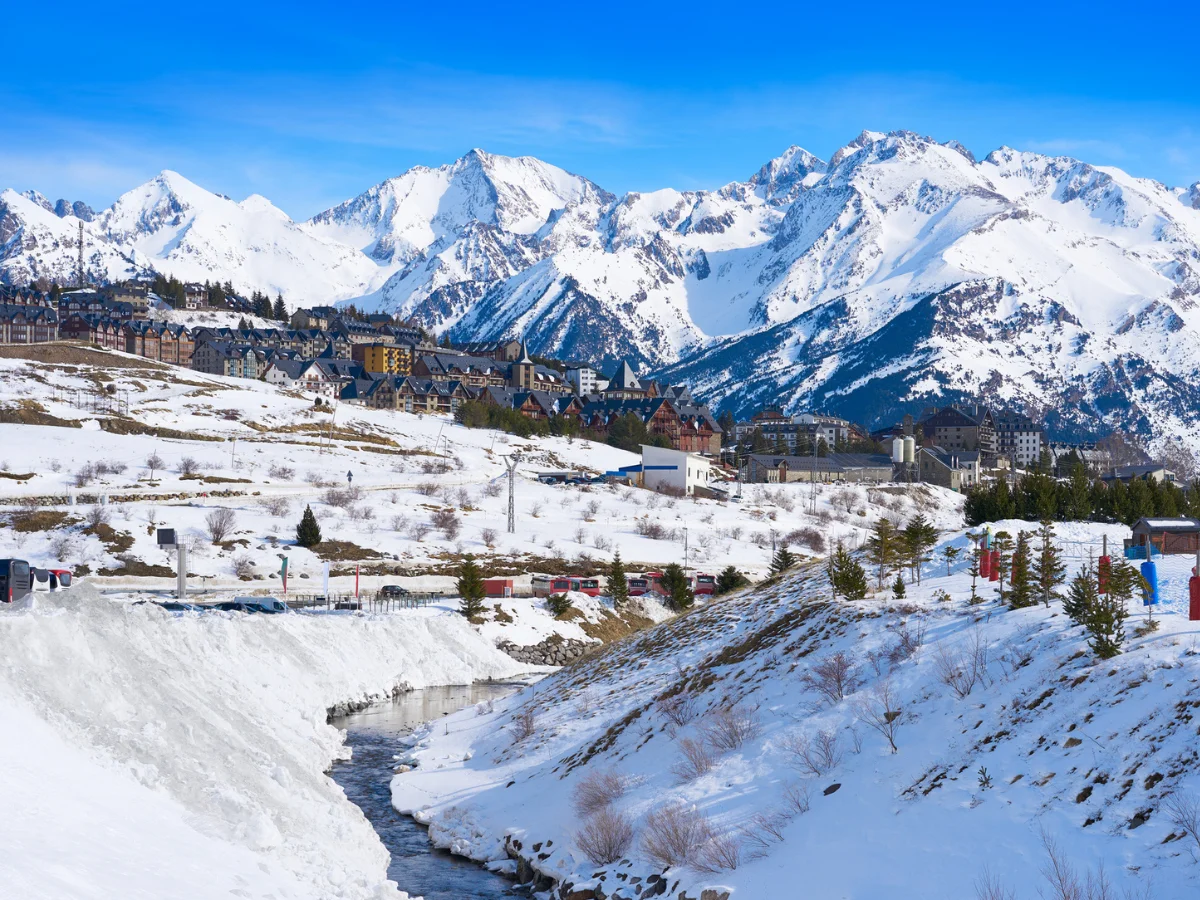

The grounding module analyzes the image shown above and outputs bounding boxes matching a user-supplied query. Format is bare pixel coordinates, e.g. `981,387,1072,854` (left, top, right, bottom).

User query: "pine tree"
892,574,906,599
1063,565,1097,626
1089,590,1128,659
829,543,867,601
715,565,749,595
771,545,797,576
1007,530,1035,608
901,514,938,584
967,537,982,604
992,531,1013,598
944,545,961,576
607,551,630,607
295,504,322,547
1032,519,1066,608
866,517,899,590
660,563,694,612
457,555,487,619
272,293,287,321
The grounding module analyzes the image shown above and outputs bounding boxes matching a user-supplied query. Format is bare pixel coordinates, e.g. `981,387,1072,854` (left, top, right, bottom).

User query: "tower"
77,221,86,287
511,337,535,390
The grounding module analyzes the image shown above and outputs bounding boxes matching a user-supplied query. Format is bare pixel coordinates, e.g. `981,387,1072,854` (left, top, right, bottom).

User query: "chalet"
1103,464,1176,485
1047,442,1111,477
413,352,508,388
330,317,379,345
183,283,208,310
456,339,524,362
191,340,260,379
0,305,59,343
601,360,655,400
289,306,339,331
746,452,894,484
375,377,476,415
917,447,981,491
263,358,309,389
1129,518,1200,555
916,405,997,454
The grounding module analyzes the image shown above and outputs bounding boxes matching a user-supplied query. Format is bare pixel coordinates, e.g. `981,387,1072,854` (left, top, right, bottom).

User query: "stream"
329,683,524,900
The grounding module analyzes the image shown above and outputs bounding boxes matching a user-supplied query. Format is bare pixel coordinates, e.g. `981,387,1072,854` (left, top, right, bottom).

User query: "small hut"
1129,518,1200,556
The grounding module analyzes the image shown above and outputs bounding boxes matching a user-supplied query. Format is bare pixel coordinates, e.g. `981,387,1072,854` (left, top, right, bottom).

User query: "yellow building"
353,342,413,375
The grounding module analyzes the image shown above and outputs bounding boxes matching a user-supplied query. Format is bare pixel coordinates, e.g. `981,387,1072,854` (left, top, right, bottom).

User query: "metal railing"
284,590,445,612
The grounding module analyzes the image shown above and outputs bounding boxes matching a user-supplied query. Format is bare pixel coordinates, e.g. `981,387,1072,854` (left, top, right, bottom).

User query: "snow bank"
0,587,527,899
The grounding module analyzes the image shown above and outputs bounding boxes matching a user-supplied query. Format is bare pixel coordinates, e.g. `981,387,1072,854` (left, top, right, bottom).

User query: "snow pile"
0,586,527,899
393,521,1200,898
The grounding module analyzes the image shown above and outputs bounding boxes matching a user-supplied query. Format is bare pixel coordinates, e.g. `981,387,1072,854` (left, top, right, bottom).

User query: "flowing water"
329,683,524,900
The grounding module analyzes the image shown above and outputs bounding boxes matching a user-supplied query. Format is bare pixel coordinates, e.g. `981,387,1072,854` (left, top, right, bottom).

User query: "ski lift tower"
502,454,520,533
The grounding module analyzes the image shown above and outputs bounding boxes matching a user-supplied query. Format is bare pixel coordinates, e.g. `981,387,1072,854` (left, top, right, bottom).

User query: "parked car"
0,559,32,603
157,601,203,612
233,596,290,614
213,601,255,613
379,585,410,598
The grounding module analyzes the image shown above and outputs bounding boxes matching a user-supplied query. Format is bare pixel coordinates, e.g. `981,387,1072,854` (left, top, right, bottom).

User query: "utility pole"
503,455,519,533
77,221,85,288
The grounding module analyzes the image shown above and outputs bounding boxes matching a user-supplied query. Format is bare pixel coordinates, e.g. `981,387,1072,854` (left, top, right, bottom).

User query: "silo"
892,437,905,464
903,436,915,464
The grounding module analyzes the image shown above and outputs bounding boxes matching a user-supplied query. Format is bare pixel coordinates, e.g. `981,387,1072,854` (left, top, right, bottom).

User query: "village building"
745,452,894,484
1102,464,1176,485
994,410,1044,467
917,447,981,491
641,445,715,496
916,404,997,454
1128,517,1200,555
352,342,413,375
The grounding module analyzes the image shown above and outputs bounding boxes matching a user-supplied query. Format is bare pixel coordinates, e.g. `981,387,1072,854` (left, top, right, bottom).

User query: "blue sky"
4,1,1199,218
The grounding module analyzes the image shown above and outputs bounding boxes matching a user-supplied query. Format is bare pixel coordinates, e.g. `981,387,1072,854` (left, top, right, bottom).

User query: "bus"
0,559,32,603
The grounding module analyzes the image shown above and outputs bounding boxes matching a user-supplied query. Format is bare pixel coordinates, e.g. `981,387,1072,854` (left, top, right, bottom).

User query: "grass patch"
83,522,135,554
9,510,78,533
180,474,254,484
313,540,382,561
0,471,35,481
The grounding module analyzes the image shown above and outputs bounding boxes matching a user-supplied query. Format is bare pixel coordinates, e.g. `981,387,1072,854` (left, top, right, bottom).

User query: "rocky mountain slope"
6,132,1200,450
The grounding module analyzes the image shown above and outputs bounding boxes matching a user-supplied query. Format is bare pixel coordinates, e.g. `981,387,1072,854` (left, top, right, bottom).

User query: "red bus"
694,573,716,596
545,576,601,597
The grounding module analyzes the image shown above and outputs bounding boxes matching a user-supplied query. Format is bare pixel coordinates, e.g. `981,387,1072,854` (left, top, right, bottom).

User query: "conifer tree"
943,545,960,577
1032,518,1066,608
866,517,899,590
967,538,982,604
660,563,694,612
715,565,750,595
1089,589,1128,659
295,504,322,547
607,551,630,607
901,514,938,584
892,573,906,599
457,555,487,619
828,543,867,601
1063,564,1097,626
272,293,287,321
992,531,1013,598
771,545,797,576
1007,530,1035,608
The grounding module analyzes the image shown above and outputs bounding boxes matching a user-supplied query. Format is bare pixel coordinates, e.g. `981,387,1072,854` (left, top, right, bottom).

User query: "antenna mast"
503,455,519,533
77,221,85,287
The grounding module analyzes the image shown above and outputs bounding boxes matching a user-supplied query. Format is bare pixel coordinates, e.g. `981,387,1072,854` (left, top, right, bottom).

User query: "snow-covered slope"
394,523,1200,899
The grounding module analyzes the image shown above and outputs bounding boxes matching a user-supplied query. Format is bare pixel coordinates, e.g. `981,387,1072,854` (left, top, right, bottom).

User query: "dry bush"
695,829,742,873
636,519,667,539
584,499,601,518
933,629,991,700
95,459,127,475
804,651,861,704
205,507,237,543
1165,791,1200,858
784,526,825,553
178,456,200,476
348,505,374,522
781,781,811,815
323,486,363,509
260,495,291,517
408,522,432,541
74,463,95,487
656,692,698,727
482,480,502,498
780,729,842,777
739,810,791,861
574,526,588,545
267,463,295,480
701,705,762,752
455,486,472,508
530,502,543,518
84,504,110,528
671,737,716,782
593,534,613,552
641,804,713,869
431,507,460,539
50,533,76,560
571,769,627,817
233,555,256,579
419,458,453,474
415,481,439,497
890,617,927,663
974,867,1017,900
575,809,635,865
510,708,536,743
853,678,903,753
481,527,498,548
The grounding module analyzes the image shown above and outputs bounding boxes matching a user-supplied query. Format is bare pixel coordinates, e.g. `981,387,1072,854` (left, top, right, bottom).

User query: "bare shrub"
408,522,432,541
739,810,791,861
1039,829,1083,900
415,481,439,497
700,705,762,752
853,678,904,753
584,499,601,518
431,507,460,540
260,495,291,517
267,463,295,480
178,456,200,476
975,867,1017,900
482,480,502,498
641,804,713,869
324,486,362,509
573,526,588,545
145,451,164,479
481,527,498,548
784,526,825,553
84,504,110,528
510,708,536,743
780,729,842,777
933,628,991,700
575,809,635,865
671,737,716,782
475,698,495,716
1165,791,1200,858
348,504,375,522
205,507,237,543
233,555,256,579
95,459,127,475
781,780,811,815
50,533,76,560
74,463,96,487
636,519,667,539
572,769,627,817
391,514,409,532
593,534,613,552
419,458,452,475
656,692,698,727
890,617,927,663
804,651,861,704
695,829,742,873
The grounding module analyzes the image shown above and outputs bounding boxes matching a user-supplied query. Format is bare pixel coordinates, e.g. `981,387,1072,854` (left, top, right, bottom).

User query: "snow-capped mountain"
6,133,1200,451
1,171,387,300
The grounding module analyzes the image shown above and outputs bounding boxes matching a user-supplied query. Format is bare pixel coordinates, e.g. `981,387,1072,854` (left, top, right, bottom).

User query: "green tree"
1007,530,1035,609
943,545,961,576
715,565,750,595
717,410,735,447
1063,564,1096,625
1064,463,1092,520
967,535,983,604
457,555,487,618
1065,565,1127,659
272,293,287,321
901,514,938,584
892,573,906,599
828,543,867,601
1032,519,1066,608
660,563,694,612
295,504,322,547
1127,479,1155,524
866,517,899,590
992,531,1013,598
607,551,630,607
771,545,798,576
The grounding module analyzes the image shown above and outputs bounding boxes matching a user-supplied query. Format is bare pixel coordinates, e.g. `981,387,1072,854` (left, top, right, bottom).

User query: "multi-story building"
994,410,1044,467
916,405,997,454
352,342,413,375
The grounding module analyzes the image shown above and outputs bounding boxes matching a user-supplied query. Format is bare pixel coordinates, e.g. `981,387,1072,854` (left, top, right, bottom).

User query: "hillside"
394,522,1200,899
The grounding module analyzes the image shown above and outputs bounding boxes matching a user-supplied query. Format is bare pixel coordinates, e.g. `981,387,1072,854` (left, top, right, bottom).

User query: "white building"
567,364,606,396
641,445,714,496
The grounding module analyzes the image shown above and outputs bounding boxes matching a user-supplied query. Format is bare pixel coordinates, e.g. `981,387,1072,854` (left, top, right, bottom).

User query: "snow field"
392,520,1200,899
0,584,530,899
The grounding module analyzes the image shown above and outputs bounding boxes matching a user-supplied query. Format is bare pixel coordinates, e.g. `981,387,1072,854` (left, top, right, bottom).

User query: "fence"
284,590,445,612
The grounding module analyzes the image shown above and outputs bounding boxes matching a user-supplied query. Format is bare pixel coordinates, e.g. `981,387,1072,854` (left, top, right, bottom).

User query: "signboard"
157,528,177,549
